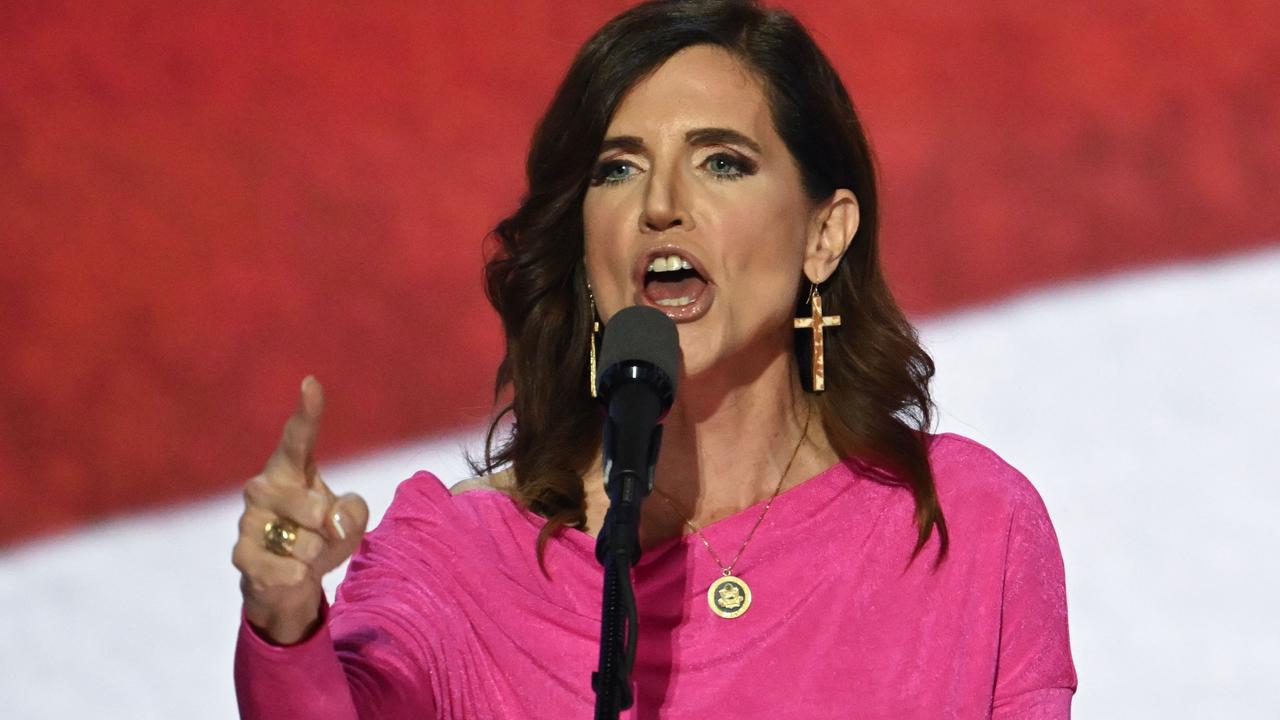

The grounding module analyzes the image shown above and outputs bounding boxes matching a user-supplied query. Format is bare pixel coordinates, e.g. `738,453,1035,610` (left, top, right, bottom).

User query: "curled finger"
242,474,331,531
238,550,313,595
240,506,329,564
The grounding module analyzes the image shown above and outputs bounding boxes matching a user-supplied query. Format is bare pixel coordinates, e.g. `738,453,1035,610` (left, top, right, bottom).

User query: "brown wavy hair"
478,0,948,567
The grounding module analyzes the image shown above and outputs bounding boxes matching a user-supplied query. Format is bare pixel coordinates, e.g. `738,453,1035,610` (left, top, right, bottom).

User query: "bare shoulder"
450,468,516,496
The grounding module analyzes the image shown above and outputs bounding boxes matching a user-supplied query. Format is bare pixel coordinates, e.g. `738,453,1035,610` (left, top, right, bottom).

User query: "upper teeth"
648,255,693,273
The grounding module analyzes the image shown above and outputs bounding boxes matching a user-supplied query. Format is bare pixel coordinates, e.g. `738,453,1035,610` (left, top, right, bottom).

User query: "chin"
674,323,746,381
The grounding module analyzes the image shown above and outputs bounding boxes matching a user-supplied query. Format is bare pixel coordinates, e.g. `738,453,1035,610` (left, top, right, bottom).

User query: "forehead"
605,44,775,143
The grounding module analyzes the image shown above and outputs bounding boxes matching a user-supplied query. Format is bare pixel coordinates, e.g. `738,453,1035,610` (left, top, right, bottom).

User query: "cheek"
718,194,809,285
711,197,810,335
582,195,633,315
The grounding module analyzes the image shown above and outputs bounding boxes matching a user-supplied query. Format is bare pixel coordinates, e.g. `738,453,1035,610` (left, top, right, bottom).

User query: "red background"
2,1,1277,545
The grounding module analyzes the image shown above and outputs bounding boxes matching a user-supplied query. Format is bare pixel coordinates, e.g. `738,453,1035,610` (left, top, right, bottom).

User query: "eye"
590,159,640,186
702,152,756,180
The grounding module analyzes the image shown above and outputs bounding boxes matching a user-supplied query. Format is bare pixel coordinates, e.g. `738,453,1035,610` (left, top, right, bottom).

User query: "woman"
232,1,1077,717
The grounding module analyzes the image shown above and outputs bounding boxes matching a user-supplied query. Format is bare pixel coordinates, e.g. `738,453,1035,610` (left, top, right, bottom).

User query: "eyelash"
590,160,637,187
589,152,758,187
703,152,756,180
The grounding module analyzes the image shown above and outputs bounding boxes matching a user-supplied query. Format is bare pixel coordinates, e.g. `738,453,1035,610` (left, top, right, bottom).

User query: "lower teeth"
655,297,692,307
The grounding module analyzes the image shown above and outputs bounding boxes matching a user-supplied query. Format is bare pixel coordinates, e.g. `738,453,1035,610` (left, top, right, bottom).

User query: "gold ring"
263,518,299,557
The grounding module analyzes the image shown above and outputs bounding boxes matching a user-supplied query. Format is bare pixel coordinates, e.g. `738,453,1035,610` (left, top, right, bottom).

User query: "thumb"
325,492,370,561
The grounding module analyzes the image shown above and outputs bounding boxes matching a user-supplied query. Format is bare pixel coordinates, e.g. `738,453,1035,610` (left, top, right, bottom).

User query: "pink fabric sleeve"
990,485,1078,719
234,594,440,719
234,601,359,719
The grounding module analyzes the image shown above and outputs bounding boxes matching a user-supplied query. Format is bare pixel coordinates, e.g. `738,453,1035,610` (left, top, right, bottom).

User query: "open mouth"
639,250,714,321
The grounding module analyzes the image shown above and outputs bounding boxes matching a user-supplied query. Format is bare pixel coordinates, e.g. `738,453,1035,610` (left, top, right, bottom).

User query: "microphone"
596,305,679,505
592,305,678,716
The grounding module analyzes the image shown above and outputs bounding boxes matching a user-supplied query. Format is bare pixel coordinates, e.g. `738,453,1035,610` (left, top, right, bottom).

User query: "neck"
658,352,812,514
582,347,838,547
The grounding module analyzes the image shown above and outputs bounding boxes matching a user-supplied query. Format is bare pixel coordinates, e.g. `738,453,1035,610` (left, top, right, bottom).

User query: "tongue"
645,275,706,302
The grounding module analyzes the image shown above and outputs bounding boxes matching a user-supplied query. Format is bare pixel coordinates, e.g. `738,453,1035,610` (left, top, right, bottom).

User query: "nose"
640,162,691,233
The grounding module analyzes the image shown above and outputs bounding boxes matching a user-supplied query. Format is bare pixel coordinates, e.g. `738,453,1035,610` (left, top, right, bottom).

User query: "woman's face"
583,44,856,380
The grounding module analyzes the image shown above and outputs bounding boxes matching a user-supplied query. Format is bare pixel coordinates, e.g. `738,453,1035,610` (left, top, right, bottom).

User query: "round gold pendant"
707,575,752,619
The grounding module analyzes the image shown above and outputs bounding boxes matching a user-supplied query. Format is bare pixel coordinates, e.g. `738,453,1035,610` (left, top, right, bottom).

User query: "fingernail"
332,512,347,540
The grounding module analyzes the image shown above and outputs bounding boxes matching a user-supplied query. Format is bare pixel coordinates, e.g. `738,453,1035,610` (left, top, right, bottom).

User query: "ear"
803,189,859,284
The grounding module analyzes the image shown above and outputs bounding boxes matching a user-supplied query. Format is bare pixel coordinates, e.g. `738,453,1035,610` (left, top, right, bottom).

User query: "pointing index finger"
276,375,324,485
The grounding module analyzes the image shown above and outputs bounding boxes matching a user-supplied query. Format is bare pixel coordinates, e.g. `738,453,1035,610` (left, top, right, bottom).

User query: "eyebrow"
597,127,763,156
686,127,762,154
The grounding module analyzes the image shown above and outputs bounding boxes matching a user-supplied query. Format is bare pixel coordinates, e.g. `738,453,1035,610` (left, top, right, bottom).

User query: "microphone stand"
592,382,664,719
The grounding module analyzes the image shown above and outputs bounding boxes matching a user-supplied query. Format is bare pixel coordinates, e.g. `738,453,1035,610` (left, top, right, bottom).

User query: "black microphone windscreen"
598,305,680,391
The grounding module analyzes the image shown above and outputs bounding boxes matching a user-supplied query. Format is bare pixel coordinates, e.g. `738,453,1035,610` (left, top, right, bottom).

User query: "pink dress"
235,433,1077,718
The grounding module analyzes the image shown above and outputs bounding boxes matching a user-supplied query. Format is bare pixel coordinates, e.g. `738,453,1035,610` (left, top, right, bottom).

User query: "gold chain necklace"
653,404,812,619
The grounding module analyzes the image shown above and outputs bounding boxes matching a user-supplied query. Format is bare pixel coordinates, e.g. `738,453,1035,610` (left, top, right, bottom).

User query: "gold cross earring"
793,283,841,392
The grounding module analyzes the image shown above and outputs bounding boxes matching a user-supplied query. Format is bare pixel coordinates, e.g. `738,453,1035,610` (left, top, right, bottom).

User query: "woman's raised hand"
232,376,370,645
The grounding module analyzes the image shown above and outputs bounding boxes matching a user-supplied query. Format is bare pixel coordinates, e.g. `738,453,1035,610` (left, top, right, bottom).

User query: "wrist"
244,588,324,646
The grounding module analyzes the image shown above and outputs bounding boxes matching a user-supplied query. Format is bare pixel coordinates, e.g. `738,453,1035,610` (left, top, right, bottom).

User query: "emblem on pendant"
707,575,752,619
